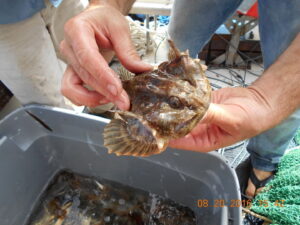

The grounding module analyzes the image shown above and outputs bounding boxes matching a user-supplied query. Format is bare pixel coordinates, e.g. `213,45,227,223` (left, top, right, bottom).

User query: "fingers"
62,19,129,109
169,134,198,151
61,66,110,107
61,7,153,110
200,103,224,123
170,88,266,152
169,103,242,151
109,20,153,73
60,40,130,110
169,123,225,152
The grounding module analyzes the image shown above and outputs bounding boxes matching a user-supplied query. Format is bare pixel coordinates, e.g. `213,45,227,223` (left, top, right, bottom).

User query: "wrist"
248,34,300,131
246,85,279,131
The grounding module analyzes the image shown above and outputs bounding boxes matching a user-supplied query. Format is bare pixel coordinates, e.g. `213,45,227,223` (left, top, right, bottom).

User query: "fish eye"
169,96,182,109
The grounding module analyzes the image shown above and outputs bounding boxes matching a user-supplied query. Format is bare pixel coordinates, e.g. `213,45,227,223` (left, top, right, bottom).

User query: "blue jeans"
169,0,300,171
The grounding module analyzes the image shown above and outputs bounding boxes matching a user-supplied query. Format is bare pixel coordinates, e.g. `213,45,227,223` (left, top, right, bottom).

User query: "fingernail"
115,90,129,110
107,84,118,97
115,100,126,110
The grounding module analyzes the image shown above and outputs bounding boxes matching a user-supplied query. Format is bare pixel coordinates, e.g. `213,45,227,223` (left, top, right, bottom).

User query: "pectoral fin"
103,113,168,157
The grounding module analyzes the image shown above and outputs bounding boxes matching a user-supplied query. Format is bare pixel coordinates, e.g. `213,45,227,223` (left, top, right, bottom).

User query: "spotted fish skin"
103,40,211,157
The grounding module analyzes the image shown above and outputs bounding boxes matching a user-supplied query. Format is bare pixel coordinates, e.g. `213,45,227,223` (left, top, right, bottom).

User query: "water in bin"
0,105,241,225
27,170,196,225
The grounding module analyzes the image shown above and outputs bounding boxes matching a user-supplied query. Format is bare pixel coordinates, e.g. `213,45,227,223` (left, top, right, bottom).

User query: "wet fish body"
27,171,196,225
104,40,211,156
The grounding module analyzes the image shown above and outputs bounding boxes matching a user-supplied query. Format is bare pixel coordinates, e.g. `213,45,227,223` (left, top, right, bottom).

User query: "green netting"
251,146,300,225
294,128,300,145
251,204,300,225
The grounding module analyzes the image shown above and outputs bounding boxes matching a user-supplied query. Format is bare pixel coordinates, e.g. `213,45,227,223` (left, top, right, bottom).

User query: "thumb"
200,103,223,124
200,103,242,135
201,103,234,125
110,28,153,73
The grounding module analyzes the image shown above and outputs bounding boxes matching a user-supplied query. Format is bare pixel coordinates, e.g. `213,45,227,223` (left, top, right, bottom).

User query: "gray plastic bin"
0,105,241,225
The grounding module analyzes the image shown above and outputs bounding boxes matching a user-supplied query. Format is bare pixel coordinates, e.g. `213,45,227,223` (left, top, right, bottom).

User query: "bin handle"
220,206,229,225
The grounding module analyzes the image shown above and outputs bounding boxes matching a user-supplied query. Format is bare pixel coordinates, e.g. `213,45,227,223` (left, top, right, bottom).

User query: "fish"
103,40,211,157
27,171,196,225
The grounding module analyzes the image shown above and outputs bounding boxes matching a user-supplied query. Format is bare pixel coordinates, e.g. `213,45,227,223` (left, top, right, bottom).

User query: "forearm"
249,33,300,128
89,0,136,14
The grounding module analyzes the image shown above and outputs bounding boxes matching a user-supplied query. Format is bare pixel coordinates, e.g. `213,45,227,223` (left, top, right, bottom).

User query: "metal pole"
146,14,150,53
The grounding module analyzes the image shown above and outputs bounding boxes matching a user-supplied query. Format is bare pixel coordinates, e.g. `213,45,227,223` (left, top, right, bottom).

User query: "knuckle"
76,49,89,66
79,68,95,86
64,17,84,36
61,86,82,106
97,68,107,80
64,18,77,34
85,74,94,85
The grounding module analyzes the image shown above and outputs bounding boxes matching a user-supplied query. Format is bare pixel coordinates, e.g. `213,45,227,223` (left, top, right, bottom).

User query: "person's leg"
168,0,243,57
41,0,88,59
0,13,68,107
0,0,88,108
246,0,300,197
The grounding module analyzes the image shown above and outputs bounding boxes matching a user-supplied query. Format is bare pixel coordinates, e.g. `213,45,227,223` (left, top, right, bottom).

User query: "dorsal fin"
168,39,181,61
117,66,135,81
166,40,200,86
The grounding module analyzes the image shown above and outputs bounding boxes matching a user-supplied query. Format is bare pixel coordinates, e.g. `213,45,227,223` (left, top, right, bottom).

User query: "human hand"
169,86,273,152
60,2,152,109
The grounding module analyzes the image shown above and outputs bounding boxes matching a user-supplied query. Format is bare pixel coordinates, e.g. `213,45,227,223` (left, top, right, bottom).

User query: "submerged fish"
103,40,211,157
27,171,196,225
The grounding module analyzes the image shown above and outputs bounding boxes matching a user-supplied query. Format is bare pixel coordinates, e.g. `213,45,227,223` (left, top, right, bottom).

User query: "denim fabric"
0,0,63,24
169,0,243,57
248,0,300,171
169,0,300,171
258,0,300,69
248,109,300,171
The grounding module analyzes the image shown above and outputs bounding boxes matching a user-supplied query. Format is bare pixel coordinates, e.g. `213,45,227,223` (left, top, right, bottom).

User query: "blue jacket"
0,0,63,24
